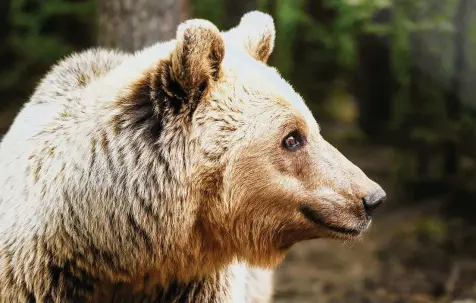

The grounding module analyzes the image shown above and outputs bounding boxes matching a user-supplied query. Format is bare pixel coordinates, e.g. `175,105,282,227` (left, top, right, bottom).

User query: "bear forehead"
221,46,318,133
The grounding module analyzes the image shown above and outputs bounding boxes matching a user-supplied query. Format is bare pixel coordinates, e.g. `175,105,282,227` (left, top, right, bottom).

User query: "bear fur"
0,11,383,302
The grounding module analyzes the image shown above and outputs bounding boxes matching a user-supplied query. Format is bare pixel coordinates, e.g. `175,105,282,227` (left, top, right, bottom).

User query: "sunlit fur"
0,11,382,302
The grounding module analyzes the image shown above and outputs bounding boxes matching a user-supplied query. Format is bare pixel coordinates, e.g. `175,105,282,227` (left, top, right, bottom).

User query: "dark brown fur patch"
255,33,273,62
127,212,153,254
112,72,166,146
100,130,109,153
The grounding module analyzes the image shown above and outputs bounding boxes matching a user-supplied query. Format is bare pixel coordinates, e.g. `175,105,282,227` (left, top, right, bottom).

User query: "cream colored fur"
0,11,383,303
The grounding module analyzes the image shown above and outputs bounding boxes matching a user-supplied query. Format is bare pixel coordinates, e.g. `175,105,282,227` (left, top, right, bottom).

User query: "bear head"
143,11,386,271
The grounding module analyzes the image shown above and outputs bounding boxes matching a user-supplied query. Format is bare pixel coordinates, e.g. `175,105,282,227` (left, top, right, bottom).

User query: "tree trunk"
98,0,190,52
290,0,338,108
444,0,469,175
353,8,394,137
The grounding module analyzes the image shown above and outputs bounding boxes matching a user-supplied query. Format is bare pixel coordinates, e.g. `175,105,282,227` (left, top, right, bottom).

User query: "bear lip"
298,204,366,236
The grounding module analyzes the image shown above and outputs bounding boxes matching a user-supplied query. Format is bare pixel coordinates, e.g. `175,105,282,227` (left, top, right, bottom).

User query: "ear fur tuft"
224,11,275,63
168,19,225,102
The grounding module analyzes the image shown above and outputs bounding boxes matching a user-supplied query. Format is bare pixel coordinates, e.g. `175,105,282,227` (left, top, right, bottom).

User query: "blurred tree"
258,0,276,15
0,0,12,90
291,0,339,113
191,0,225,29
98,0,190,51
0,1,10,50
0,0,96,133
273,0,301,80
353,7,394,137
444,0,470,175
224,0,256,29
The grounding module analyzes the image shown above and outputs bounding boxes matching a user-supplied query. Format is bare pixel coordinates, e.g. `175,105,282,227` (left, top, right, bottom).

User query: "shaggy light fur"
0,11,383,302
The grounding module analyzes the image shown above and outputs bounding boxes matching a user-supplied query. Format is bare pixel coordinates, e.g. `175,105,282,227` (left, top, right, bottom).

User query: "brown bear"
0,11,386,302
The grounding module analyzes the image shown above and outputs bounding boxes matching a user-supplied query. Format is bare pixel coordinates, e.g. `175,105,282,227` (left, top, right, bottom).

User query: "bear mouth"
298,204,364,236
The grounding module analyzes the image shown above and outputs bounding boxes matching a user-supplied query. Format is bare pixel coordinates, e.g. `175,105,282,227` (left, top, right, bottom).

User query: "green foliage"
325,0,389,69
390,3,411,87
272,0,303,78
191,0,225,29
1,0,96,98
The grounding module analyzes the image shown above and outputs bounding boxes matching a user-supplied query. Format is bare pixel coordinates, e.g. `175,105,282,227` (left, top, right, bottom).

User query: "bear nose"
363,188,386,216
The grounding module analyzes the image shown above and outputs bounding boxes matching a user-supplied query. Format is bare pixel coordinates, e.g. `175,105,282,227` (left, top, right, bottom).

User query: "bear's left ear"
160,19,225,107
224,11,275,63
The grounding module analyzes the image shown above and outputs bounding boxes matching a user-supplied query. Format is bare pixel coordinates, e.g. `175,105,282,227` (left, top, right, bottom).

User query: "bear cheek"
229,173,314,254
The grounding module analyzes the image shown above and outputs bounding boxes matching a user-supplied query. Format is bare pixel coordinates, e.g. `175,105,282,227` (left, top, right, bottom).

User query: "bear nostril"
363,188,386,216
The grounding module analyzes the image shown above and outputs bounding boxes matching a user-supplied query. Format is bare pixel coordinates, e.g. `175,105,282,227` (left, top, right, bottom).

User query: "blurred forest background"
1,0,476,302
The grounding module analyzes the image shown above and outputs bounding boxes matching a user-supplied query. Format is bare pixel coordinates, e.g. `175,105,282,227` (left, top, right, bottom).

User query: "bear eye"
283,131,305,151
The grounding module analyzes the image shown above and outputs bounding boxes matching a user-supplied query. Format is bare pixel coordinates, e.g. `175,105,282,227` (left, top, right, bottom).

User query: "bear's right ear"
224,11,275,63
158,19,225,111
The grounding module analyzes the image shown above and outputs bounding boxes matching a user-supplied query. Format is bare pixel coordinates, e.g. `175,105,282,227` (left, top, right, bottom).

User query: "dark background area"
1,0,476,302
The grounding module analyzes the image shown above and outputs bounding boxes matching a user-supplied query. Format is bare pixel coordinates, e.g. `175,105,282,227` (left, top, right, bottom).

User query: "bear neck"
62,60,236,287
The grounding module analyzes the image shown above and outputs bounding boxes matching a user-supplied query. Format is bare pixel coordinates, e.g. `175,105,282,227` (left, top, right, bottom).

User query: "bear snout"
362,187,387,216
298,203,366,237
